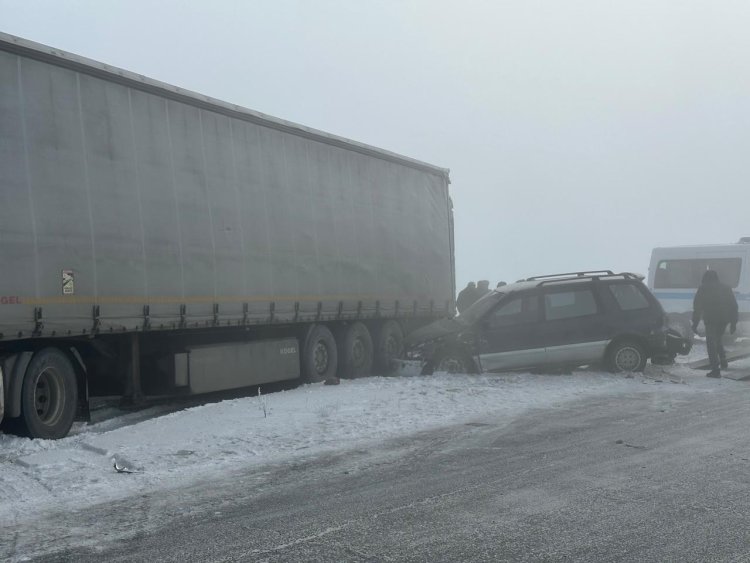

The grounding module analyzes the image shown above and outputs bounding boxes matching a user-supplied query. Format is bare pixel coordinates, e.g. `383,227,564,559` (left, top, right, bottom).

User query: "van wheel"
301,325,338,383
433,349,475,374
20,348,78,439
606,340,647,373
374,320,404,372
337,322,373,379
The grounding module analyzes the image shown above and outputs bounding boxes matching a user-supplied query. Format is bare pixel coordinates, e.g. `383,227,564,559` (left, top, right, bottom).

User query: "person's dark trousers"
705,322,728,370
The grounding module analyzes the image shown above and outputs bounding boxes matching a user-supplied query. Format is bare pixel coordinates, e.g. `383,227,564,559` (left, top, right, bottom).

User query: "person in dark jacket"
476,280,491,297
456,282,477,314
692,269,739,377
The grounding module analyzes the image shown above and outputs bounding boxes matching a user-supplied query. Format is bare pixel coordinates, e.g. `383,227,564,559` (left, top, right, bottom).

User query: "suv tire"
432,349,475,375
606,340,647,373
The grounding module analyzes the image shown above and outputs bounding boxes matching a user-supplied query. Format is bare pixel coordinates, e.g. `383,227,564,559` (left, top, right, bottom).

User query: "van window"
654,258,742,289
544,289,598,320
608,283,650,311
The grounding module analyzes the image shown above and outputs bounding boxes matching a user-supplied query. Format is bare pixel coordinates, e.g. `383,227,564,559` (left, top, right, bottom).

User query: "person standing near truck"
692,270,739,378
457,282,478,313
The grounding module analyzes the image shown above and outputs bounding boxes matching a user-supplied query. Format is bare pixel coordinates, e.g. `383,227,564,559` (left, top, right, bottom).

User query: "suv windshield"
456,291,505,325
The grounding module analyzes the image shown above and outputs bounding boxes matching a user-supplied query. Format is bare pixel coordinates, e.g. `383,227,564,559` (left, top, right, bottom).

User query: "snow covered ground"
1,343,747,530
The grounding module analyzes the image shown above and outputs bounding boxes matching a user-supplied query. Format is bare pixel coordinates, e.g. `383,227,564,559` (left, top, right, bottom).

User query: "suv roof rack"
525,270,615,281
524,271,642,286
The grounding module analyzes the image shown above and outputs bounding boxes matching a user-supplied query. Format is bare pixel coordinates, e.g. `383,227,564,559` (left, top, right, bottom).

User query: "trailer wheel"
301,325,338,383
374,320,404,373
337,322,373,379
20,348,78,439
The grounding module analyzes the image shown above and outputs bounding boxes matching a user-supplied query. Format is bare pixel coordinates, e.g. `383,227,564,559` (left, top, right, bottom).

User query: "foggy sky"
2,0,749,289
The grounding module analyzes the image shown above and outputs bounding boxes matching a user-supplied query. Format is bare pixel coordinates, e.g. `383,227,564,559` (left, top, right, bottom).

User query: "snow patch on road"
0,352,731,526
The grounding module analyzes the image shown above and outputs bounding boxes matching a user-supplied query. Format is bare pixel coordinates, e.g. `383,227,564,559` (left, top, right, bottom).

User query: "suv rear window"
608,283,650,311
654,258,742,289
544,289,598,320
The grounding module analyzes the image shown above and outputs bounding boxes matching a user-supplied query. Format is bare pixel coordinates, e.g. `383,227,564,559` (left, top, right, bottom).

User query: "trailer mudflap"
1,352,33,419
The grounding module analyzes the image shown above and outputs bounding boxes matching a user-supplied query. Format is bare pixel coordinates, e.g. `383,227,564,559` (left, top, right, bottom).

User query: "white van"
647,238,750,337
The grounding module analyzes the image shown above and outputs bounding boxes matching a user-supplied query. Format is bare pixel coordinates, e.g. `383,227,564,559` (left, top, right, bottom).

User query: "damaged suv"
409,271,689,374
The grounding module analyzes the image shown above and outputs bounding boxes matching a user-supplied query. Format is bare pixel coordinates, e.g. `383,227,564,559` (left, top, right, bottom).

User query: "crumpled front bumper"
651,327,692,364
666,328,692,355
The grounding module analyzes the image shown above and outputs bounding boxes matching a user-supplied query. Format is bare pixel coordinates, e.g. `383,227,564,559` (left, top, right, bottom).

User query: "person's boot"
706,369,721,378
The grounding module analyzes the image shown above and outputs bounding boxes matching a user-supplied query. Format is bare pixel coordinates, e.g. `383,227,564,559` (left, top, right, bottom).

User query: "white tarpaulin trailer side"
0,32,454,340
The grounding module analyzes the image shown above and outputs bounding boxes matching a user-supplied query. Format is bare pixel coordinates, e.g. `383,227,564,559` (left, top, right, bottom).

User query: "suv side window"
607,283,650,311
544,289,598,320
487,295,539,328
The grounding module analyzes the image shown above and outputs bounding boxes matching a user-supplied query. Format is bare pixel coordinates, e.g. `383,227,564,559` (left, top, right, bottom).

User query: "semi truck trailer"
0,33,455,439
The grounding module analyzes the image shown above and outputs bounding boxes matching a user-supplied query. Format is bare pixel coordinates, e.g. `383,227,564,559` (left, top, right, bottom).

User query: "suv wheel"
434,349,475,374
606,340,647,373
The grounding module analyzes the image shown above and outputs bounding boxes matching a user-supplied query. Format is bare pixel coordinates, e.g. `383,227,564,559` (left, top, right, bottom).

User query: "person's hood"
405,317,464,346
701,270,719,285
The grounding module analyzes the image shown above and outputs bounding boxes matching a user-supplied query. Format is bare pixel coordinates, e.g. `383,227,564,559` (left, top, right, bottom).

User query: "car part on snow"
717,369,750,381
688,349,750,370
112,455,141,474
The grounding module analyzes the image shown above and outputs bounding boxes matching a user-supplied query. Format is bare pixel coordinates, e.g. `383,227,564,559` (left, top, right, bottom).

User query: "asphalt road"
9,380,750,562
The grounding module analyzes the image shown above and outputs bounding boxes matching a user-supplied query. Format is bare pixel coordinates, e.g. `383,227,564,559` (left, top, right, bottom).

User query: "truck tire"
373,320,404,373
337,322,373,379
606,340,647,373
20,348,78,439
301,325,338,383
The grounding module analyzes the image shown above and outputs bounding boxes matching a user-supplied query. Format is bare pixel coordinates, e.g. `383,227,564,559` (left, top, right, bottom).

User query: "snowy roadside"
0,347,741,527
